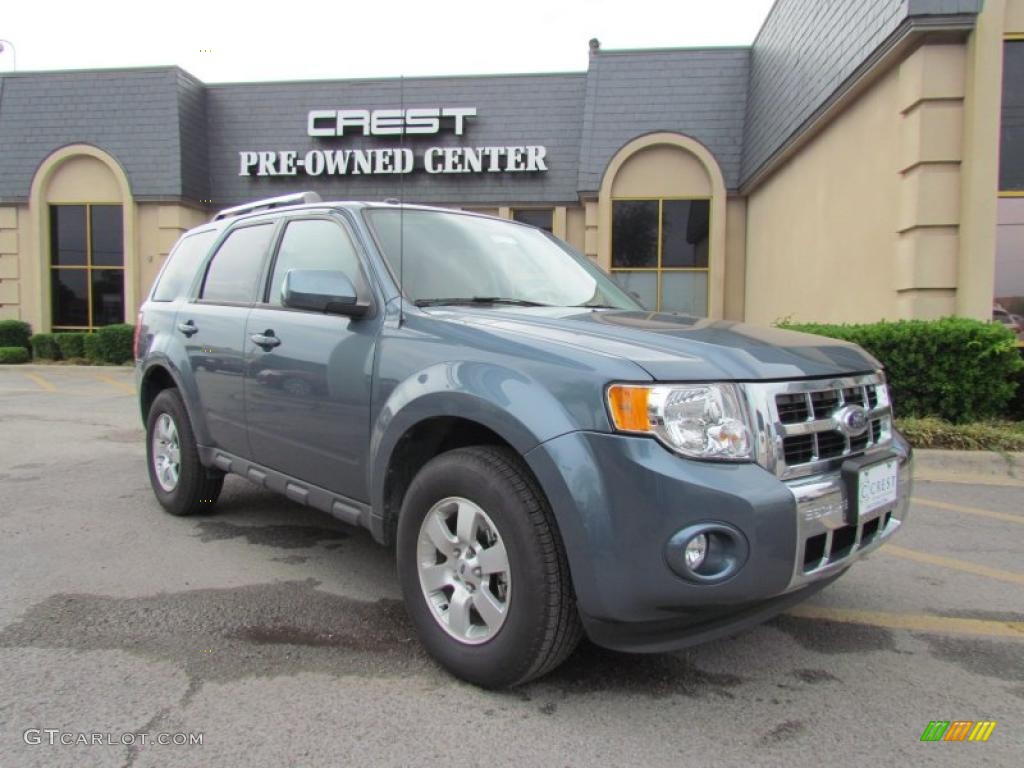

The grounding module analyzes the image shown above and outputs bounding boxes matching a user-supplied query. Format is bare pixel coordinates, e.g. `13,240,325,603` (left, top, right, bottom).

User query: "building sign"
238,106,548,177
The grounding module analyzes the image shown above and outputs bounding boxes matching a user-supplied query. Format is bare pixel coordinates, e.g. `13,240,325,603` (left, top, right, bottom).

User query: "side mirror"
281,269,369,317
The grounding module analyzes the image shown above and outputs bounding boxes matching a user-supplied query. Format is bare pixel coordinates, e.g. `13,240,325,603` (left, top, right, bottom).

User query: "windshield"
364,209,641,310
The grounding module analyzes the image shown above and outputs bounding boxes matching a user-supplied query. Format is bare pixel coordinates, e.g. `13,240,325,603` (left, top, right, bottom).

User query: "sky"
0,0,776,82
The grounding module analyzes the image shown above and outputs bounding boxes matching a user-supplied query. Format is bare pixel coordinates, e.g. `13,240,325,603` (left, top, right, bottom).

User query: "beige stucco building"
0,0,1021,333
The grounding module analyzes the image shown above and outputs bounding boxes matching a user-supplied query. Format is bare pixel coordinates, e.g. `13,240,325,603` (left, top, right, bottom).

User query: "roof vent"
589,38,601,56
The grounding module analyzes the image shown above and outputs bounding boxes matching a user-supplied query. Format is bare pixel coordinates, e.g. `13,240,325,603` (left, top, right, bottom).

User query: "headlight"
606,383,752,460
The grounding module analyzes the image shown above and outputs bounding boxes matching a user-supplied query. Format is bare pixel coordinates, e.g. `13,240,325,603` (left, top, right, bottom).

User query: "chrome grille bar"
743,373,894,480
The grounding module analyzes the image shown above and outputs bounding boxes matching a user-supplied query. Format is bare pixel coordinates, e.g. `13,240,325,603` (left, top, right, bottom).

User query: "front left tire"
396,445,582,688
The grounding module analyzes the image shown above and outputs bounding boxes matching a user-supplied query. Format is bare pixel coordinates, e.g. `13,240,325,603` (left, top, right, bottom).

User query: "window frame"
257,212,372,312
609,195,711,313
49,202,126,331
997,34,1024,344
999,35,1024,195
194,219,281,308
511,208,554,233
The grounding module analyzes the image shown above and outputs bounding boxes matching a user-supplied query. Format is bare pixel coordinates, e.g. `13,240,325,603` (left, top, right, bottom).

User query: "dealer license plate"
857,459,899,518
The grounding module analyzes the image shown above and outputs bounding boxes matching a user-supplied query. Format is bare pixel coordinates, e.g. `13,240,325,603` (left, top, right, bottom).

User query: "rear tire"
396,445,582,688
146,388,223,516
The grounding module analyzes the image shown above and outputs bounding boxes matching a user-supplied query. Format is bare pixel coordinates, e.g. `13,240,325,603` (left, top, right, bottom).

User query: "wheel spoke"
455,501,478,544
472,587,506,629
476,540,508,575
448,587,472,636
423,513,456,558
419,563,451,593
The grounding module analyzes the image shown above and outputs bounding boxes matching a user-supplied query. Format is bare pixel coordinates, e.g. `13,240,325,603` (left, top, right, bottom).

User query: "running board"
198,446,370,529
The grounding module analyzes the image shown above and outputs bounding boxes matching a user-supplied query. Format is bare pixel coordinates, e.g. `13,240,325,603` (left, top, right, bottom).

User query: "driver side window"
268,219,363,306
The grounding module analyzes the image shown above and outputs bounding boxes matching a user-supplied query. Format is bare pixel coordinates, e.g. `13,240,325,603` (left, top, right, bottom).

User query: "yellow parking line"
94,373,135,395
912,497,1022,525
883,545,1024,586
787,605,1024,640
23,372,56,392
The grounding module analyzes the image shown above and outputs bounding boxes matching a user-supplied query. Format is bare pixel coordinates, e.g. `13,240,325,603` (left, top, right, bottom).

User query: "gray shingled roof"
577,48,750,193
0,0,983,205
741,0,982,185
0,68,194,202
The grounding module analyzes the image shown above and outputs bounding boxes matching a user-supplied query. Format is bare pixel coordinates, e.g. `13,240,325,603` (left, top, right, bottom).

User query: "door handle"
251,331,281,350
177,321,198,337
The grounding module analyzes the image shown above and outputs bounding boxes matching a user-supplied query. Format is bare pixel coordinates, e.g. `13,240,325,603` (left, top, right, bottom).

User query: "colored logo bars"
920,721,997,742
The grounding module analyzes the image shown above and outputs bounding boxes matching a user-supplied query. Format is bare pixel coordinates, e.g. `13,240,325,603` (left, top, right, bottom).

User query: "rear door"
180,220,277,458
243,213,380,499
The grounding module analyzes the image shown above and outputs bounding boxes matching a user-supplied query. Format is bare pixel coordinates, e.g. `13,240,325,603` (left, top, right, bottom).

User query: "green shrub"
777,318,1023,423
91,324,135,364
1010,349,1024,421
0,320,32,350
0,346,30,364
55,332,87,360
83,333,103,363
30,333,61,360
896,416,1024,452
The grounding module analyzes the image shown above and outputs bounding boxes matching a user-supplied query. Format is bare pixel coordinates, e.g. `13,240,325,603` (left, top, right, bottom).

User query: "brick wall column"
895,44,966,318
0,207,20,320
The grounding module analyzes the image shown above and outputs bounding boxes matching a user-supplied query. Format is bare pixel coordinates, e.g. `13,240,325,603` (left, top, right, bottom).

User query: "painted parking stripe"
912,497,1022,525
787,605,1024,639
883,545,1024,586
93,373,135,394
23,372,56,391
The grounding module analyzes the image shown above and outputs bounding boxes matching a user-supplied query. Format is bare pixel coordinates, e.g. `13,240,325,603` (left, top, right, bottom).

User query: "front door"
182,220,277,457
243,215,379,500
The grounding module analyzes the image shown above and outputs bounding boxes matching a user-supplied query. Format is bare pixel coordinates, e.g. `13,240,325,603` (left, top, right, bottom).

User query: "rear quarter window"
151,230,219,302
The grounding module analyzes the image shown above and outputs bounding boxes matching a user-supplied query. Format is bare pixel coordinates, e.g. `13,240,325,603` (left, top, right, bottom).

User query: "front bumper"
524,430,912,652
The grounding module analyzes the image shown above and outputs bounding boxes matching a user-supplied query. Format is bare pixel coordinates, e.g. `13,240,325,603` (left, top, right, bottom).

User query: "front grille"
749,374,893,477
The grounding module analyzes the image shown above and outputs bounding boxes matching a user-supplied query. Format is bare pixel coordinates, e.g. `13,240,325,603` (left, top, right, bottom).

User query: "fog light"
666,523,748,583
684,534,707,570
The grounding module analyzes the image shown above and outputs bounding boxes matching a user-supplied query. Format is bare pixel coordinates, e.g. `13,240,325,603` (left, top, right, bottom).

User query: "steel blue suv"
136,192,912,687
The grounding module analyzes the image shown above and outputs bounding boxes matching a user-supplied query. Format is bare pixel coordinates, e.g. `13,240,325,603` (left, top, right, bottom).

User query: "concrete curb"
11,364,132,372
914,448,1024,487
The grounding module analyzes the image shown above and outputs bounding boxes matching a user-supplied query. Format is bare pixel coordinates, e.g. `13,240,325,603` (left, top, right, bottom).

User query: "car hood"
429,307,879,381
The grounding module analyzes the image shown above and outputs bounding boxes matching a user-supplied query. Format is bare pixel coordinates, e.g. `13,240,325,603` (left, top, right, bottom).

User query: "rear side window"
201,224,275,303
267,219,363,305
151,230,218,302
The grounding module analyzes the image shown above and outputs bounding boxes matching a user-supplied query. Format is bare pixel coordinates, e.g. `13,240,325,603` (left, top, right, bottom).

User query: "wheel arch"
138,361,212,448
139,363,179,423
372,410,543,546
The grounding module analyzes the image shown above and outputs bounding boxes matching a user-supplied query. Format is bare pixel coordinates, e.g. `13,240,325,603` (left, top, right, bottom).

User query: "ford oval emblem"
835,405,869,437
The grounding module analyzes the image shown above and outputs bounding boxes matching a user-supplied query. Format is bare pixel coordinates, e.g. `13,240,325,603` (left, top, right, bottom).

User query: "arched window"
50,203,124,329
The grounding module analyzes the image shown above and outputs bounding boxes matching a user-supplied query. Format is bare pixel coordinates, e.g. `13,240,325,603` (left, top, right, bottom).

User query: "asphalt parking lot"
0,365,1021,767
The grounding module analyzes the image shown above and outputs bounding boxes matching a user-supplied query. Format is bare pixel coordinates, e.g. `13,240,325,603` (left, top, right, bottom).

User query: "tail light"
133,312,143,359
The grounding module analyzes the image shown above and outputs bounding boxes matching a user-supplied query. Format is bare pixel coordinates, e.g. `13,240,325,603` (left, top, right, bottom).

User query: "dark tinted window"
90,205,124,266
92,270,125,325
662,200,709,268
268,220,362,305
50,205,87,266
1001,40,1024,191
51,270,88,326
512,209,553,233
612,201,658,268
152,230,218,302
201,224,274,303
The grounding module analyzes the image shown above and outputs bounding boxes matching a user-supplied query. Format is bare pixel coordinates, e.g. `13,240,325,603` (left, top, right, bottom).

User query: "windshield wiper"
414,297,552,307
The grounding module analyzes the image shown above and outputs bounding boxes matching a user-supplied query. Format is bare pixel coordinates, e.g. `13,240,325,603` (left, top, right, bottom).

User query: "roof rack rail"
212,191,323,221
